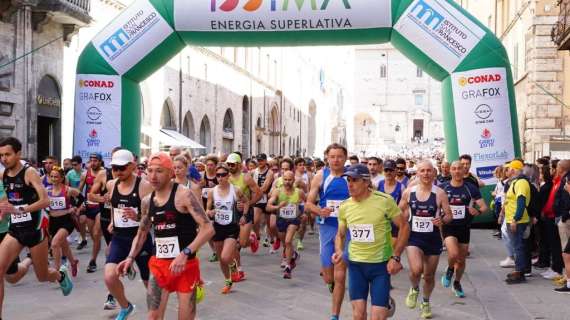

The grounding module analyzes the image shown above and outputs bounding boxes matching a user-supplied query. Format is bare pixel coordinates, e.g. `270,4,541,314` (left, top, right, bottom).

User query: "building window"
414,94,424,106
380,64,387,78
416,67,423,78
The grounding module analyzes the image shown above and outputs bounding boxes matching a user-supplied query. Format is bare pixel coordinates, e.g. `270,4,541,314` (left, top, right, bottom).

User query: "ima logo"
89,129,98,138
410,0,444,30
458,74,502,87
211,0,351,12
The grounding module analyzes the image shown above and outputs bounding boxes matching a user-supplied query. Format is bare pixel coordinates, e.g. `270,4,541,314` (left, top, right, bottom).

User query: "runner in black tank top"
0,137,73,313
100,168,114,245
399,161,452,319
104,149,154,316
116,152,214,320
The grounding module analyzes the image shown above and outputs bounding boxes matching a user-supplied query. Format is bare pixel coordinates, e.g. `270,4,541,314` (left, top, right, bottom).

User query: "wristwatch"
182,247,193,257
390,255,401,263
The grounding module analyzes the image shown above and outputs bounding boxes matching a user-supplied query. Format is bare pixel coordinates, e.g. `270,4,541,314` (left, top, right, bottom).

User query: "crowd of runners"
0,136,569,320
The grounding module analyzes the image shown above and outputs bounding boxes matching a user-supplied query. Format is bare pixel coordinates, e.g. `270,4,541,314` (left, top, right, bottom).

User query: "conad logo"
458,74,501,87
79,80,115,88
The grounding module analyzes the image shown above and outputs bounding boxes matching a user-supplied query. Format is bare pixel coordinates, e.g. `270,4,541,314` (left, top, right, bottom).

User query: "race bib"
326,200,342,218
49,197,66,210
349,224,375,243
279,205,297,219
451,205,466,220
214,209,233,225
113,207,140,228
11,205,31,224
155,236,180,259
412,216,434,233
202,188,212,199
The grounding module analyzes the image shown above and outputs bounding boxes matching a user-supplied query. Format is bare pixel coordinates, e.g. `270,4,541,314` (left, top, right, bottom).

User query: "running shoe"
221,280,232,294
104,294,117,310
59,265,73,296
554,285,570,294
283,266,291,279
208,252,218,262
290,251,299,270
499,257,515,268
387,296,396,318
77,240,87,250
452,282,465,298
86,260,97,273
70,259,79,277
115,303,135,320
273,238,281,251
127,266,137,281
296,239,304,251
420,302,432,319
231,270,246,282
250,232,259,253
553,275,566,286
405,287,419,309
262,238,270,247
541,269,562,280
441,269,453,288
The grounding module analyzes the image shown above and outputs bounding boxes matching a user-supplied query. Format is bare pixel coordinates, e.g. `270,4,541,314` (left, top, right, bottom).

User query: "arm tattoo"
139,196,152,233
187,189,210,224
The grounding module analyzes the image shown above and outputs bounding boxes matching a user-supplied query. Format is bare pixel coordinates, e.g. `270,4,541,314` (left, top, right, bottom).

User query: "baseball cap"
149,152,173,170
342,164,370,180
227,153,242,164
256,153,267,161
383,159,396,171
507,159,524,170
89,152,102,161
110,149,134,166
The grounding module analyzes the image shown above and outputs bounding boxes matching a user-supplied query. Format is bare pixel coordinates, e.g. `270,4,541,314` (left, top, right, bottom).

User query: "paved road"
3,230,570,319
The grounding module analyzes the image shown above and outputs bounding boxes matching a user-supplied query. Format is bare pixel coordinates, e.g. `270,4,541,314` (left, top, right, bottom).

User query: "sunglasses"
396,167,406,171
216,172,229,178
227,163,237,167
112,165,128,172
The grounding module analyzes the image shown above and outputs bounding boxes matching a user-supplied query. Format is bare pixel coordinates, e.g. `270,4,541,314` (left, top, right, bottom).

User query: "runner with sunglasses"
226,153,262,282
206,163,249,293
46,166,81,275
103,149,154,320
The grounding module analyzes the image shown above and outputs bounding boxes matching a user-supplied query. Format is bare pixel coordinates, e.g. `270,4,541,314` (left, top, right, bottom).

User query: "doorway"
413,119,424,140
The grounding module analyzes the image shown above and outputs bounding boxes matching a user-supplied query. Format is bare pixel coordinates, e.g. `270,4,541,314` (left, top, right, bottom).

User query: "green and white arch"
74,0,521,185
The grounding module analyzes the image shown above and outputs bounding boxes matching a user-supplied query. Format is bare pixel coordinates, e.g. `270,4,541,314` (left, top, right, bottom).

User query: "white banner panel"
92,0,173,75
174,0,391,32
451,67,515,185
73,74,122,166
394,0,485,73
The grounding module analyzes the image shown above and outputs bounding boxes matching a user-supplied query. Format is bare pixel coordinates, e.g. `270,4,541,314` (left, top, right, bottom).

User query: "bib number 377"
349,224,374,243
155,236,180,259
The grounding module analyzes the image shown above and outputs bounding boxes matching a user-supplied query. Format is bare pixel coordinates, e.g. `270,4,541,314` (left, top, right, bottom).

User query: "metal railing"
552,0,570,46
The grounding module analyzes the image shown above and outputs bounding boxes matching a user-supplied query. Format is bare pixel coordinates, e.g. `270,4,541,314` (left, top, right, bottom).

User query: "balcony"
552,0,570,50
36,0,91,27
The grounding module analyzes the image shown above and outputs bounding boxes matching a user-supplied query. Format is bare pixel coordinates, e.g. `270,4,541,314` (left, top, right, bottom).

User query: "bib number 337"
155,236,180,259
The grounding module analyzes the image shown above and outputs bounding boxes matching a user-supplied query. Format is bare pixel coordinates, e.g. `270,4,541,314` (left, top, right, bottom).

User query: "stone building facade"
352,44,444,157
0,0,91,163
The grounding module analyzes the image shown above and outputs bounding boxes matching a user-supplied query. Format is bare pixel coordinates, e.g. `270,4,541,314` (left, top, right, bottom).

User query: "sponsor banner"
73,74,122,166
174,0,391,32
393,0,485,73
451,67,515,185
92,0,174,75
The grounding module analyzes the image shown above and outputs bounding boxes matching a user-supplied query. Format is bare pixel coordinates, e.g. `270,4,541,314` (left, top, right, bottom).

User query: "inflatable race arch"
74,0,521,185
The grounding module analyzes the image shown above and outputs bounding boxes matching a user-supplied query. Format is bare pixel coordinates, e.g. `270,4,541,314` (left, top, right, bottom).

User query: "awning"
159,129,206,149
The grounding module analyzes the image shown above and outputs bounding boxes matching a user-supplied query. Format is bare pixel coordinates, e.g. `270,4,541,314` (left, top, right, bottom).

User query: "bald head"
556,159,570,177
282,170,295,189
416,160,435,185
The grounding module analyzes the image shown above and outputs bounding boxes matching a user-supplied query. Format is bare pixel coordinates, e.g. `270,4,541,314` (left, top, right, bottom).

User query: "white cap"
111,149,134,166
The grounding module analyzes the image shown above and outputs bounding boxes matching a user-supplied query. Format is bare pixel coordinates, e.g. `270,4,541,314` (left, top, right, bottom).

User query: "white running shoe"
500,257,515,268
541,269,562,280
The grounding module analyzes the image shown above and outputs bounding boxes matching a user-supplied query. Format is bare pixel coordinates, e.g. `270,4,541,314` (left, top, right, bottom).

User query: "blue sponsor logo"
476,166,497,180
410,0,444,30
98,10,159,61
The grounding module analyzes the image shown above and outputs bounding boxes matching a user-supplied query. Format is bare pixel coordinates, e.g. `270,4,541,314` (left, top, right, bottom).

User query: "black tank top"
409,186,440,238
204,175,218,188
3,164,40,230
255,168,269,188
110,176,142,237
149,183,197,259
